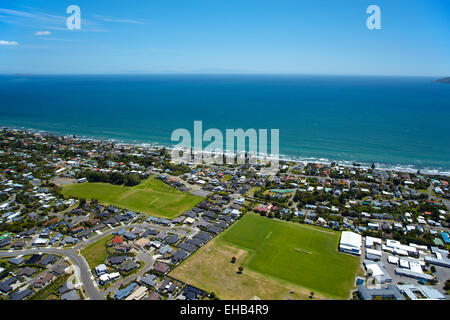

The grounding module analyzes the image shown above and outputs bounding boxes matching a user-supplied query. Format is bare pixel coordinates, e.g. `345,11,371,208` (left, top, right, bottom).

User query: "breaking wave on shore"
5,126,449,177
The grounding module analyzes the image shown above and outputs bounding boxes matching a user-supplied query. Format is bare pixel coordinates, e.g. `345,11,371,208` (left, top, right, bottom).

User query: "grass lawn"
81,235,113,269
171,214,360,300
221,174,233,182
245,186,261,197
61,177,204,218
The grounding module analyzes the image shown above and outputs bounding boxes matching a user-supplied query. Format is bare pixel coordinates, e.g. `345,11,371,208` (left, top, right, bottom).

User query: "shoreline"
2,125,449,177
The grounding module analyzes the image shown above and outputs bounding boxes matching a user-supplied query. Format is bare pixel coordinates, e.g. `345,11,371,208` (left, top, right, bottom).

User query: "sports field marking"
149,197,160,205
265,231,273,240
294,248,312,255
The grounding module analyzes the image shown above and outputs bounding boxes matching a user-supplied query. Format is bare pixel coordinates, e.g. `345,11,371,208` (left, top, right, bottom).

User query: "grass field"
171,214,360,300
81,235,113,269
61,177,203,218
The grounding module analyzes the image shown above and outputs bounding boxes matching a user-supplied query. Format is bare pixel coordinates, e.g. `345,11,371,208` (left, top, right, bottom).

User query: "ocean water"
0,74,449,174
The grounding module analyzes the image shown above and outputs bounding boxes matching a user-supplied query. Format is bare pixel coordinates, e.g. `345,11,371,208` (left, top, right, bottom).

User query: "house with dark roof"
18,267,37,277
178,242,196,253
155,232,168,241
51,264,67,277
183,285,206,300
165,234,179,244
186,238,203,247
33,273,55,288
25,254,43,265
139,274,157,288
206,225,221,235
8,257,24,265
143,291,161,300
0,282,12,294
119,260,137,273
141,229,158,238
123,232,137,241
108,255,127,266
0,237,12,248
194,232,212,242
171,249,188,264
152,261,170,274
10,288,33,300
11,239,25,249
61,289,81,300
39,254,58,267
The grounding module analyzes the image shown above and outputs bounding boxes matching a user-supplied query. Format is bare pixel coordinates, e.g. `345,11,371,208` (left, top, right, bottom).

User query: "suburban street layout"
0,129,449,301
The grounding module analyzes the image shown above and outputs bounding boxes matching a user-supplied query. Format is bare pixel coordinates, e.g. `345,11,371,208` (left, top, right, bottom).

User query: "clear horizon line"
0,72,446,78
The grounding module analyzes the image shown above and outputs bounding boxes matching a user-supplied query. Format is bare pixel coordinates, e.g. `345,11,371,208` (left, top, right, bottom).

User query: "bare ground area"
170,240,322,300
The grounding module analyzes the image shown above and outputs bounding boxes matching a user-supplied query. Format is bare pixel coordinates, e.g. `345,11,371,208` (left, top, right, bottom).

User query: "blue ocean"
0,74,449,174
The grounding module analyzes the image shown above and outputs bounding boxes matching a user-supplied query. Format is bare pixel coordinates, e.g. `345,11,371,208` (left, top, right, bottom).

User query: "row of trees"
80,171,142,187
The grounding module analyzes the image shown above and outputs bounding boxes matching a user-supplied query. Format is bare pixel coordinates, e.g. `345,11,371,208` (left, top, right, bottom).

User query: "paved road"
0,247,104,300
0,222,199,300
104,251,154,296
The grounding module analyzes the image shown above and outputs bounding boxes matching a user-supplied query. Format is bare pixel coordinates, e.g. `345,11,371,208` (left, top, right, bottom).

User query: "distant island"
434,77,450,84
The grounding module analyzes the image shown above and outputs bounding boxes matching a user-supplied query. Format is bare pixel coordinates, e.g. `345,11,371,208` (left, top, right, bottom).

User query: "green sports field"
61,177,203,219
218,214,360,299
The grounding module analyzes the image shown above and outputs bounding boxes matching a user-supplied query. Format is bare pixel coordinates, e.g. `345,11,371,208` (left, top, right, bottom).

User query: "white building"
339,231,362,256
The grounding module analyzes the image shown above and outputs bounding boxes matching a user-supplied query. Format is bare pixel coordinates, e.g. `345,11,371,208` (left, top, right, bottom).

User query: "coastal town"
0,127,449,301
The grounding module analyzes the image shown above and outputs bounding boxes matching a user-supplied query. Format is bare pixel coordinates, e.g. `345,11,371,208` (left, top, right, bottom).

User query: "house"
39,254,57,267
51,264,67,276
60,236,77,245
112,235,124,245
206,225,221,235
18,267,38,277
194,232,212,242
143,291,161,300
158,244,173,255
114,282,138,300
152,261,170,274
0,282,12,294
95,264,107,276
183,285,206,300
61,290,81,300
139,274,157,288
123,232,137,241
171,249,188,263
25,254,42,264
114,244,131,253
155,232,168,241
186,238,204,247
125,285,147,300
8,257,24,266
178,242,196,253
134,237,150,248
165,234,179,245
33,273,55,288
9,288,33,300
99,272,120,285
108,256,127,266
119,260,137,273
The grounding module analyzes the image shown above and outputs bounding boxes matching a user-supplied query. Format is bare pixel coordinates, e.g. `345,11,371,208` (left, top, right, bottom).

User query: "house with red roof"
112,235,124,245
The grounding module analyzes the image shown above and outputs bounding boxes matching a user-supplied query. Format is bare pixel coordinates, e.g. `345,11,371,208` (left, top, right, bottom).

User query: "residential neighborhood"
0,128,449,301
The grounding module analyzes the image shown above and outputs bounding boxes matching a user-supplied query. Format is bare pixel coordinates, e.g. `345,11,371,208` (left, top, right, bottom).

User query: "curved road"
0,247,104,300
0,222,198,300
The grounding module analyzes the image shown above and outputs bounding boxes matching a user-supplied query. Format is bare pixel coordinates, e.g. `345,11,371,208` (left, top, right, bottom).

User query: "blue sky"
0,0,449,76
